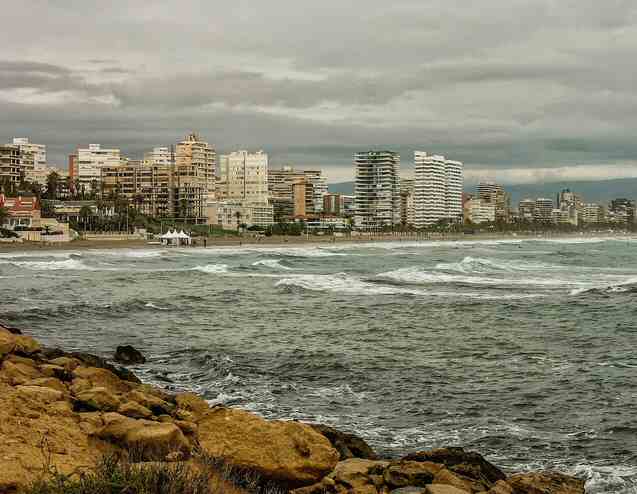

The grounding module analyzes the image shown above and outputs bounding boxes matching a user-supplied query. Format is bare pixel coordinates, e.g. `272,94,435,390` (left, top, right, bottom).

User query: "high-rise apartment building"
174,133,216,220
76,144,122,192
582,203,606,224
464,198,496,224
12,138,46,170
217,150,268,202
353,151,401,229
477,182,510,222
608,198,636,225
0,144,23,187
413,152,463,227
534,198,554,223
268,166,327,220
518,199,535,221
144,147,173,166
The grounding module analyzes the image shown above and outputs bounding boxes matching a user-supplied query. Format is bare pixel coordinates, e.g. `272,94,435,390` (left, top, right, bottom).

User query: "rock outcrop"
0,324,586,494
114,345,146,365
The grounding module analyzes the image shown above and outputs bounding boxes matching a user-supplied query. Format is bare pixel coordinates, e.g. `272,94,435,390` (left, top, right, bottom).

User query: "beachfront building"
207,200,274,230
518,199,535,221
534,198,554,223
76,144,122,193
608,198,636,225
143,147,173,166
0,144,23,189
464,197,496,224
101,162,174,217
477,182,511,222
268,166,327,220
582,203,606,224
217,150,269,202
174,133,216,221
353,151,401,230
413,152,463,227
11,138,46,170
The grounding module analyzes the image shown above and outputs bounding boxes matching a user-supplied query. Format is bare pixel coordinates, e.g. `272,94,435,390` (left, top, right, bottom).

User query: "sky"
2,0,637,184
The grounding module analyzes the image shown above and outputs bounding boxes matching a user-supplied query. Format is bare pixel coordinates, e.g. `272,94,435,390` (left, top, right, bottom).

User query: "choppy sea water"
1,236,636,493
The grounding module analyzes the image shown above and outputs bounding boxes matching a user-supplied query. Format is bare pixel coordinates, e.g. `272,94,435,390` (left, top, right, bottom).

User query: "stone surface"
198,407,340,487
1,359,42,385
15,385,64,404
75,387,121,412
404,448,506,487
175,392,210,421
128,389,174,416
13,334,42,355
0,328,16,358
426,484,470,494
118,400,153,419
328,458,389,494
507,472,585,494
24,377,67,394
434,468,482,493
74,366,134,394
310,423,379,460
114,345,146,365
385,461,437,488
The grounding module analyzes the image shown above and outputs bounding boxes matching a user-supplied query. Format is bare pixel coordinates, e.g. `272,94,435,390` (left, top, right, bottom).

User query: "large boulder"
426,485,471,494
114,345,146,365
75,387,121,412
328,458,389,494
74,366,134,394
175,392,210,421
403,448,506,488
128,389,174,416
97,412,190,461
198,407,340,487
506,472,585,494
384,461,438,488
0,328,16,358
309,423,378,460
13,334,42,356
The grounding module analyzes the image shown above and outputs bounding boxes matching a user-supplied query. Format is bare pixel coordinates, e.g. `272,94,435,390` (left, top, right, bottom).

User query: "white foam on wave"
276,273,541,300
191,263,230,274
572,464,637,494
89,249,164,259
0,251,82,260
144,302,169,310
2,258,99,271
175,245,347,258
436,256,558,274
252,259,294,270
379,266,574,287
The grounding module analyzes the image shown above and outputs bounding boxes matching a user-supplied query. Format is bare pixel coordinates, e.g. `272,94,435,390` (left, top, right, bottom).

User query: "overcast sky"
2,0,637,184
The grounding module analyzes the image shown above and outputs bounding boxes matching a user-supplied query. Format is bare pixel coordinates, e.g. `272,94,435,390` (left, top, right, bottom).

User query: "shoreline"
0,324,586,493
1,230,634,253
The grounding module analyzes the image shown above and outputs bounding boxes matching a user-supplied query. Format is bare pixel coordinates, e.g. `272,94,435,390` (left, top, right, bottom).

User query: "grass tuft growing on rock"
23,455,215,494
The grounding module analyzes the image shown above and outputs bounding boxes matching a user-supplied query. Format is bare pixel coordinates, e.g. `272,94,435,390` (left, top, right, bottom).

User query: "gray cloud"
1,0,637,184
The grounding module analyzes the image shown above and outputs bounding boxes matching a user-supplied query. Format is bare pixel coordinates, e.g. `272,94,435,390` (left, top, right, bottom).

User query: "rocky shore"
0,324,585,494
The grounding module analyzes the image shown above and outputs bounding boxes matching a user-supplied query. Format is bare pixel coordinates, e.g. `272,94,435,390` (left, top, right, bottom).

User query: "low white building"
77,144,122,191
206,200,274,230
464,198,496,224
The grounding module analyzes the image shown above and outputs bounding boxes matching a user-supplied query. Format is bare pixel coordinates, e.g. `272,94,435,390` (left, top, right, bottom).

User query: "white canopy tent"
159,229,192,246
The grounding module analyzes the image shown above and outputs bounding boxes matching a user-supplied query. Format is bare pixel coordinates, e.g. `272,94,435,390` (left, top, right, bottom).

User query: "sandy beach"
0,230,632,253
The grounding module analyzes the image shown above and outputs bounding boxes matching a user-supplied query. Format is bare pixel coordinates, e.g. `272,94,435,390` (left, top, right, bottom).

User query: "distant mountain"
328,177,637,206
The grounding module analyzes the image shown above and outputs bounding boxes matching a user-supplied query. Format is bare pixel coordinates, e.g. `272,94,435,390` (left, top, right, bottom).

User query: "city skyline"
4,1,637,184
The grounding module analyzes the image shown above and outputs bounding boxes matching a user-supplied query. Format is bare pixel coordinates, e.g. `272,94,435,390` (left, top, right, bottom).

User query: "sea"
1,236,636,493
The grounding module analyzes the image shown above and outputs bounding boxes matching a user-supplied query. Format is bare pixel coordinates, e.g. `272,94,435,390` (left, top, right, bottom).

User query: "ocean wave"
144,302,170,310
276,273,541,300
1,258,101,271
570,278,637,296
175,246,347,258
191,263,230,274
435,256,558,274
378,266,573,287
252,259,294,270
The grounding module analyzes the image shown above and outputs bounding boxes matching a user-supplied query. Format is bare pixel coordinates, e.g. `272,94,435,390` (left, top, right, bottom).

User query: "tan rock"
16,385,64,404
24,377,67,394
137,383,174,403
198,407,340,487
435,469,482,493
40,364,70,380
49,400,75,417
76,387,121,412
128,389,174,415
74,366,133,394
70,377,92,394
174,420,197,435
385,461,441,488
507,472,585,494
1,359,42,385
487,480,514,494
97,414,189,461
328,459,389,494
118,401,153,419
13,335,41,355
0,329,16,357
48,356,81,371
175,392,209,421
426,484,471,494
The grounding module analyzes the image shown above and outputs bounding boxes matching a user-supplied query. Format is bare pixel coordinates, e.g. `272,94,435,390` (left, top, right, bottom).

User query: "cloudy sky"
2,0,637,184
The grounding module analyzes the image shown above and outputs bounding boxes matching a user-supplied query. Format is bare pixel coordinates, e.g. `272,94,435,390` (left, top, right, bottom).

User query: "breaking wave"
436,256,557,274
191,264,230,274
252,259,294,270
1,258,101,271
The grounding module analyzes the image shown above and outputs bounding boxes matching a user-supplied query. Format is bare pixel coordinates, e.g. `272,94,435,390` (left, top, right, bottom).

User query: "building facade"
12,138,46,170
268,166,327,220
174,133,216,220
217,150,269,202
477,182,510,222
400,178,415,226
534,198,554,223
464,198,496,224
353,151,401,230
413,152,463,227
76,144,122,192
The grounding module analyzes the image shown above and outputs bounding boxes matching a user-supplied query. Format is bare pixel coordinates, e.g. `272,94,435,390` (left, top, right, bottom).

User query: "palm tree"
235,211,243,232
46,171,60,199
